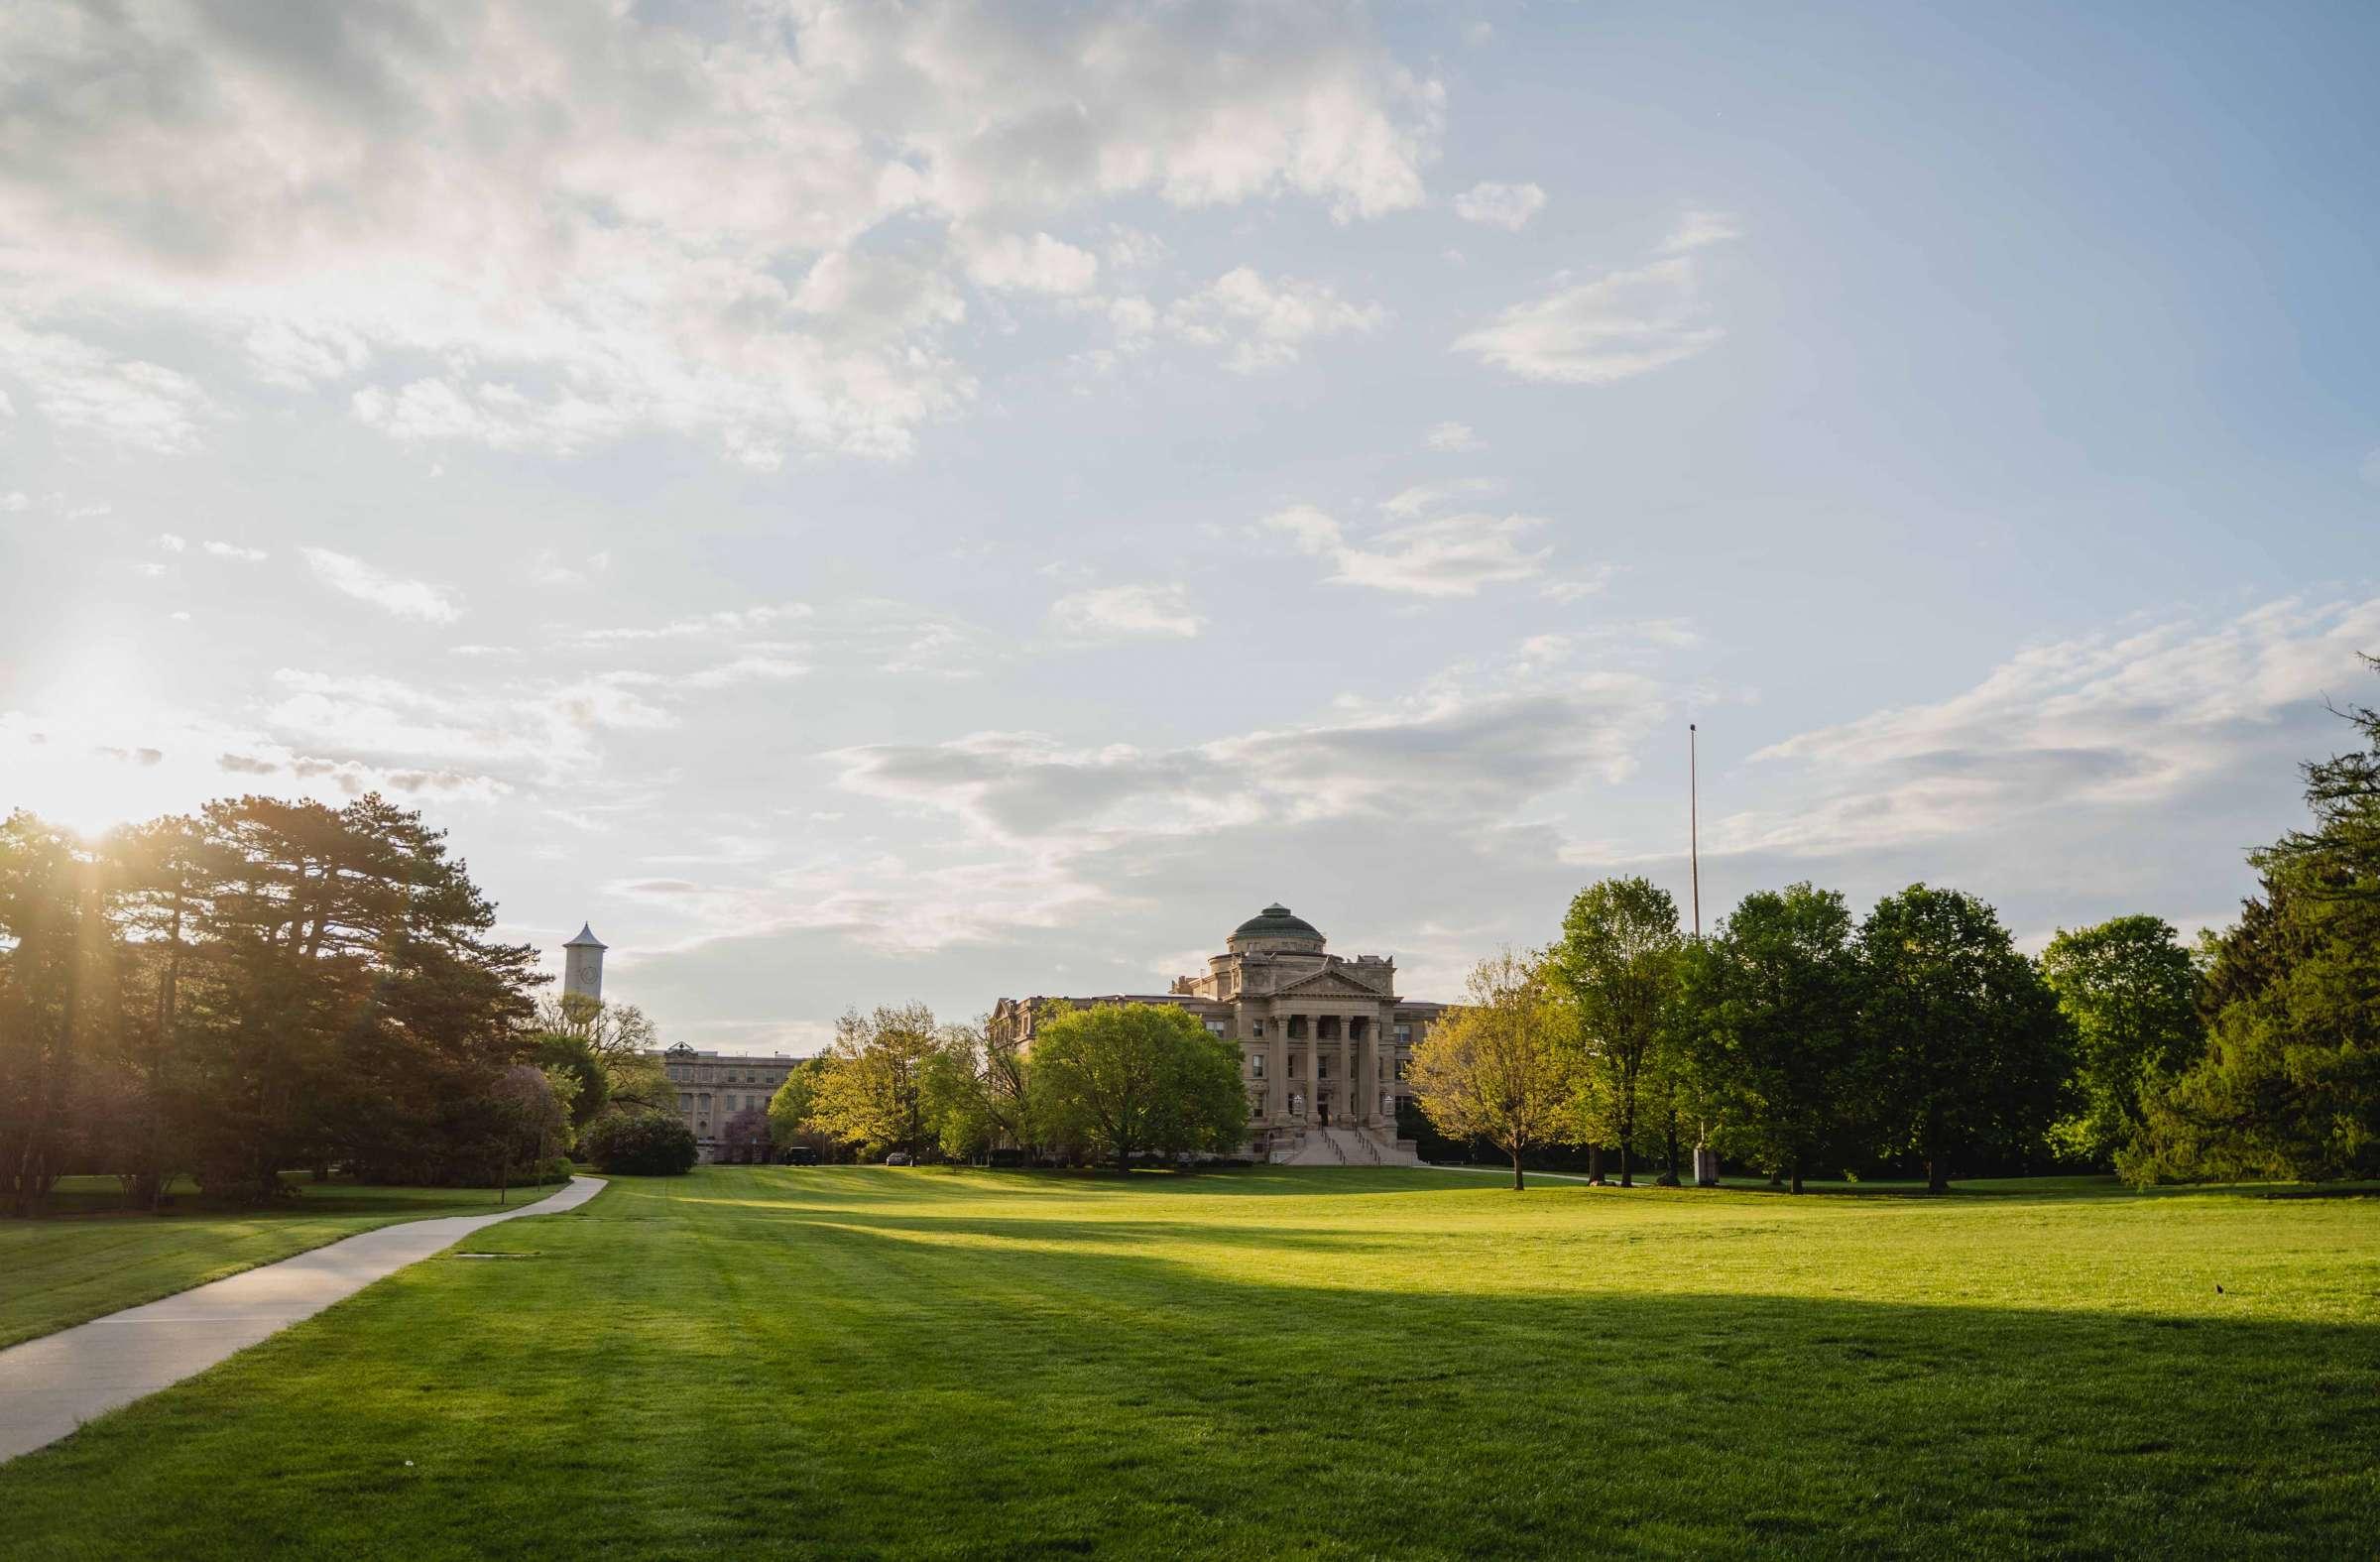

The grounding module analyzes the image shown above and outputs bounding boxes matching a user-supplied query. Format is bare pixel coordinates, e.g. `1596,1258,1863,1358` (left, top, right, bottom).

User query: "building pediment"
1270,966,1394,1002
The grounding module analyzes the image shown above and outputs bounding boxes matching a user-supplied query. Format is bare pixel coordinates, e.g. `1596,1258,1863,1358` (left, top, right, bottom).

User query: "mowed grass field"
0,1175,553,1349
1,1166,2373,1560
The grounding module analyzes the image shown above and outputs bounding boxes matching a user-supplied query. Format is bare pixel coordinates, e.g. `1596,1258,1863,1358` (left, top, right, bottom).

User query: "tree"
1407,950,1575,1190
921,1018,1034,1163
6,794,546,1208
582,1110,698,1175
805,1004,947,1160
0,814,124,1215
529,1030,609,1135
1550,878,1685,1187
1859,885,2074,1192
718,1105,774,1164
486,1064,565,1202
534,993,667,1116
1026,1002,1248,1171
1680,884,1868,1193
2040,915,2203,1167
2127,663,2380,1183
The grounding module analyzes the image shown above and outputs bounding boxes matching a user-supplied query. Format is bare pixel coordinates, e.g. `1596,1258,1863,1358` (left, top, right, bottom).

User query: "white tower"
562,923,607,1003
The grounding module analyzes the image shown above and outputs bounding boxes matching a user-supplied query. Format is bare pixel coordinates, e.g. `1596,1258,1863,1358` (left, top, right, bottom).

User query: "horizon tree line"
1408,658,2380,1191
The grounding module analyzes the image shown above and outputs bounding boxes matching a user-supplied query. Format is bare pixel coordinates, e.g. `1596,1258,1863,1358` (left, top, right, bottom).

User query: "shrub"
583,1111,699,1176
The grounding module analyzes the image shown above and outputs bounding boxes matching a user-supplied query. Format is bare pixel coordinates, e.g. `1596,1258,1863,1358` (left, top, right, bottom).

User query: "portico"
992,902,1447,1161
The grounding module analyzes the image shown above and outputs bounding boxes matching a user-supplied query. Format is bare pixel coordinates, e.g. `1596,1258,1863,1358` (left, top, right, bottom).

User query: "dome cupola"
1229,902,1326,953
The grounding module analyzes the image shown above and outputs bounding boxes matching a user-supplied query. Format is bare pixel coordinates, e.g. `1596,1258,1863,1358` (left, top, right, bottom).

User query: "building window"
1252,1021,1264,1038
1318,1056,1331,1079
1396,1023,1413,1044
678,1093,692,1112
1393,1059,1408,1081
1205,1020,1227,1036
1250,1054,1265,1079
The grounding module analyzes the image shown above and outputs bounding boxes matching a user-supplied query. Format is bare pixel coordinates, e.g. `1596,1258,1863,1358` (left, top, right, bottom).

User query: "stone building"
991,903,1449,1164
654,1043,801,1162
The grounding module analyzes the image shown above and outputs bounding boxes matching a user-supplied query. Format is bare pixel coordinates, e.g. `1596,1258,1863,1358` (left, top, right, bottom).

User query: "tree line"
0,794,665,1212
1410,661,2380,1191
768,1000,1247,1171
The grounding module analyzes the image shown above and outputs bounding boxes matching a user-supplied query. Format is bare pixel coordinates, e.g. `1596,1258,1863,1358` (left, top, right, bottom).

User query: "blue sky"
4,1,2375,1052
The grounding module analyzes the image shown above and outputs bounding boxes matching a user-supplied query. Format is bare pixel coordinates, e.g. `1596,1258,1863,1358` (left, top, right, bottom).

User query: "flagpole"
1689,723,1701,938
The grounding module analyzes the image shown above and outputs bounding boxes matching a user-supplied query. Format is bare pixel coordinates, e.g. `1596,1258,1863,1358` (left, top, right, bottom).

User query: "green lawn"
1,1166,2374,1559
0,1175,559,1349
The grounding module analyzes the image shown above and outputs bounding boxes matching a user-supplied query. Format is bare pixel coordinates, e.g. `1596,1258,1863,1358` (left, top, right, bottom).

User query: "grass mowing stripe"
0,1166,2371,1559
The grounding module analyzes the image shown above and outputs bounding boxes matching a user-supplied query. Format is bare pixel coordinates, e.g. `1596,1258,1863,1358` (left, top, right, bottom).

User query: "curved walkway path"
0,1173,606,1465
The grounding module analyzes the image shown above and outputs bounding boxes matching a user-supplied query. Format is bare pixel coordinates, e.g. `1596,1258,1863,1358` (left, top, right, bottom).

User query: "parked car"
884,1151,914,1166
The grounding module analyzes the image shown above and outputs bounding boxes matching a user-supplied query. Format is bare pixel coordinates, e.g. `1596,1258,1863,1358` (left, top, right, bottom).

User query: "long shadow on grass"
712,1212,2379,1559
2,1189,2372,1562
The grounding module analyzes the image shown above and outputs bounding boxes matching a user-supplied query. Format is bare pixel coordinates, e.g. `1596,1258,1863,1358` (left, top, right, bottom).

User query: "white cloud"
264,666,670,783
0,1,1440,464
1713,595,2380,859
1152,268,1386,372
1454,214,1739,385
1380,478,1500,520
0,492,27,513
813,647,1669,952
576,604,811,644
203,541,268,561
1453,180,1547,231
1262,503,1552,597
1047,583,1206,643
654,656,811,690
300,547,464,624
960,231,1100,296
155,533,185,552
1661,209,1744,253
0,320,216,454
531,547,612,588
1423,421,1484,452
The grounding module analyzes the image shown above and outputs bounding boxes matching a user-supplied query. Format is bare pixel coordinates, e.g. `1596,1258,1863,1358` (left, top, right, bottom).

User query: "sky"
4,1,2377,1054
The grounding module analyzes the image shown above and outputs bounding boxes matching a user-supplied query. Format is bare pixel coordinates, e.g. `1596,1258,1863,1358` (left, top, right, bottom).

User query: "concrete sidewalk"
0,1173,606,1465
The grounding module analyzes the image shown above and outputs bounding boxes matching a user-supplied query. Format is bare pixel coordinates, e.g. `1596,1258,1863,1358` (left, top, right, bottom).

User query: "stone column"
1268,1010,1287,1141
1337,1020,1352,1128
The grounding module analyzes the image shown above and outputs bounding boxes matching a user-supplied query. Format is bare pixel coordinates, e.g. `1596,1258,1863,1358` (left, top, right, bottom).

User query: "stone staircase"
1276,1126,1423,1167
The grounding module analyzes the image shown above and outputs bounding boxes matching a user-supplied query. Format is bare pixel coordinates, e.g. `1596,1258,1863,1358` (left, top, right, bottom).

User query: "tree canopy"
1407,950,1574,1189
1858,885,2073,1193
1680,883,1867,1192
1549,877,1684,1186
2,795,545,1212
1026,1002,1247,1171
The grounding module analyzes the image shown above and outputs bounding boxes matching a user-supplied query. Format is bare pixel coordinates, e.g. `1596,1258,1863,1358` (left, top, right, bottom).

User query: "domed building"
990,903,1449,1163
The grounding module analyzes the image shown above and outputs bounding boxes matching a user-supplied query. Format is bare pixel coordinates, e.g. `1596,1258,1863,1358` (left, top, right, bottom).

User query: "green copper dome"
1231,902,1325,945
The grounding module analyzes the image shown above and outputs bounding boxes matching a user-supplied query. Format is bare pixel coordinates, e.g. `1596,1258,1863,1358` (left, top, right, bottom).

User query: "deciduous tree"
2040,915,2203,1167
1408,950,1575,1190
1680,884,1868,1193
806,1004,946,1160
1550,878,1685,1187
1026,1002,1247,1171
1859,885,2073,1192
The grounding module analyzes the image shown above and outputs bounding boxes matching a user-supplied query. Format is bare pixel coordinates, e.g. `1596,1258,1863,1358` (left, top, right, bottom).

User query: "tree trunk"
1510,1143,1524,1191
1926,1156,1949,1194
1618,1098,1635,1187
1789,1160,1804,1195
1587,1143,1604,1185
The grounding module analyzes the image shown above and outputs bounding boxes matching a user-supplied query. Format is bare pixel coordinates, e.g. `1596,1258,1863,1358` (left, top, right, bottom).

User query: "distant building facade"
991,903,1449,1163
654,1043,800,1162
